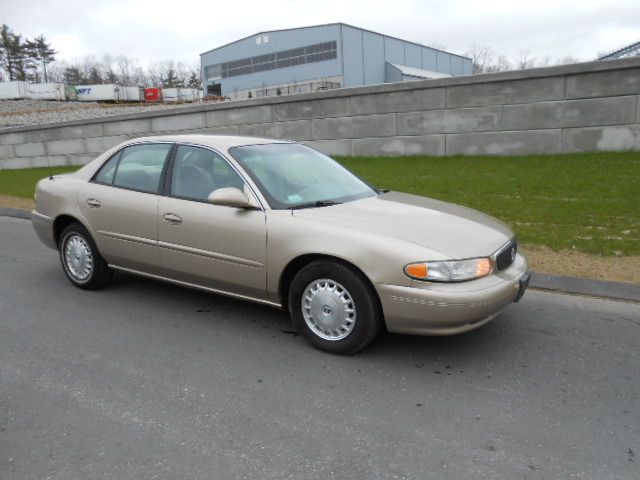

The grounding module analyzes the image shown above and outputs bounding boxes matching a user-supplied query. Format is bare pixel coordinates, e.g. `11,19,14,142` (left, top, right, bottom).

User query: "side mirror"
208,187,259,209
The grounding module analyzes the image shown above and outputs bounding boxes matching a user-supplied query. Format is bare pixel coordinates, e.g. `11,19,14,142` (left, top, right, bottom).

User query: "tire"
288,260,382,354
59,222,112,290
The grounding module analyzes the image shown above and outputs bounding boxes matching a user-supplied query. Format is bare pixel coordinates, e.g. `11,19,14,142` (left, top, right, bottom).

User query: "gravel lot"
0,99,220,128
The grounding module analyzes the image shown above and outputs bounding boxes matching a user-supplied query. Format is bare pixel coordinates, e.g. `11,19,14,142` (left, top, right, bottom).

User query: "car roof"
130,134,293,151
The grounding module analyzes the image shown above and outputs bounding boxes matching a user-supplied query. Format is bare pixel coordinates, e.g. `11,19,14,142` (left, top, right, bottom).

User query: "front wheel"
59,222,112,290
288,260,382,354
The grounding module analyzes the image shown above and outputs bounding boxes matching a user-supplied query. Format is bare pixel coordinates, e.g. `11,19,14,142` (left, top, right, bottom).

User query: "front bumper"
377,253,530,335
31,210,56,250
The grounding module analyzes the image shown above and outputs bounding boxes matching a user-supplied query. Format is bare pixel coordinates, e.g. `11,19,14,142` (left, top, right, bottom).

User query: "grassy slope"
0,166,78,198
1,153,638,256
337,153,640,256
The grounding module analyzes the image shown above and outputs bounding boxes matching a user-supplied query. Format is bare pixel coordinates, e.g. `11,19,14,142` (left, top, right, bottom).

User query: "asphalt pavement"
1,216,638,480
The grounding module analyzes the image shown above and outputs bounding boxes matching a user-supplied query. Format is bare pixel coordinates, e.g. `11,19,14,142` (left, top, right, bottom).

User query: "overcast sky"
2,0,639,66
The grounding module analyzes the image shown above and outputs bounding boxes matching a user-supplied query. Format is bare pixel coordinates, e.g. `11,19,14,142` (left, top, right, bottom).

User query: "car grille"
495,239,518,271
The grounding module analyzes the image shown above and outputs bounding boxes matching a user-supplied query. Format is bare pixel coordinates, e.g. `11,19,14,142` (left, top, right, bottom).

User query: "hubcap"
64,234,93,282
301,279,356,341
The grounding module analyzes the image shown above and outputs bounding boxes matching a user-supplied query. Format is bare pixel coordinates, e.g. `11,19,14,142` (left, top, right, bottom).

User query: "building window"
209,40,337,79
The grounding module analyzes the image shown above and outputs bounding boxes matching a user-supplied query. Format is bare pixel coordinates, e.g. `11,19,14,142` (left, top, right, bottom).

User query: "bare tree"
46,61,65,82
517,50,537,69
464,44,495,74
146,61,164,87
116,55,132,86
557,55,580,65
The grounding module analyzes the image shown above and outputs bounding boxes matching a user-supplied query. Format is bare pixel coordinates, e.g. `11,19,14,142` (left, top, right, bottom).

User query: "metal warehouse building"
201,23,472,99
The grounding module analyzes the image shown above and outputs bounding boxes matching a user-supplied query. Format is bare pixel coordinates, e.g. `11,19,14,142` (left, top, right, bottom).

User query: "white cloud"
2,0,639,65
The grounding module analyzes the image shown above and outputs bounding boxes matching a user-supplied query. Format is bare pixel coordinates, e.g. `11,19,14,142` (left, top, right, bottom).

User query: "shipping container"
75,84,122,101
122,86,144,101
161,88,179,102
25,83,66,100
0,81,28,100
178,88,199,102
144,87,162,102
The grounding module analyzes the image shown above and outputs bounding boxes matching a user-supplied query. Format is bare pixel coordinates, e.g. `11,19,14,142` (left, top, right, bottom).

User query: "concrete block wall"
1,57,639,169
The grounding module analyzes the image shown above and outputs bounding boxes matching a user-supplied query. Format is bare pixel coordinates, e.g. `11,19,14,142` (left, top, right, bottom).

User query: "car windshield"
228,143,377,209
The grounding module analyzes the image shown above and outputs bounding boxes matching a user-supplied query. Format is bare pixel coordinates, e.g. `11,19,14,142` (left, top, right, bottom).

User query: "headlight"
404,258,493,282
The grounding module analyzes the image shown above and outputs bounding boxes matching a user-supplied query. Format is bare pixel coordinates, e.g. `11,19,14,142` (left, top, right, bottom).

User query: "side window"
94,152,121,184
170,145,244,201
112,144,172,193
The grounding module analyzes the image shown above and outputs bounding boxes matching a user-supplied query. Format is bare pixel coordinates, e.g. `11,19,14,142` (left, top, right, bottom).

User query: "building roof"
389,63,453,79
200,22,471,61
597,40,640,60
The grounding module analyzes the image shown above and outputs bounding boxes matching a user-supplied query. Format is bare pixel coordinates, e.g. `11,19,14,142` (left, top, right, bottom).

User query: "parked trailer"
144,87,162,102
75,84,122,101
178,88,199,102
162,88,200,103
122,86,144,101
177,88,191,102
161,88,179,102
25,83,66,101
0,81,28,100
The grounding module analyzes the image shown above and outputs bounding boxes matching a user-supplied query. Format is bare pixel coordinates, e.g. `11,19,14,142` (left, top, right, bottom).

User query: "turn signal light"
476,258,492,277
404,263,428,279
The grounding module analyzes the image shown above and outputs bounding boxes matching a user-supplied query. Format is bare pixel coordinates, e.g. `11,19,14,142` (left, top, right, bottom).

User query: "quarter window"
170,145,244,202
112,144,172,193
94,152,121,184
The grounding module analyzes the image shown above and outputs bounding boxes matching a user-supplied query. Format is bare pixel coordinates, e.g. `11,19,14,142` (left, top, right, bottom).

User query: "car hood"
291,192,513,259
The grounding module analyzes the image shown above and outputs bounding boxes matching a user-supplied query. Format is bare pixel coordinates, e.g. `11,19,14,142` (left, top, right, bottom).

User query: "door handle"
163,213,182,225
86,198,101,208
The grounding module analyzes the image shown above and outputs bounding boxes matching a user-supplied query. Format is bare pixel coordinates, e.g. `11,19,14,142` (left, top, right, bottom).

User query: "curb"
0,207,31,220
529,272,640,303
1,208,638,303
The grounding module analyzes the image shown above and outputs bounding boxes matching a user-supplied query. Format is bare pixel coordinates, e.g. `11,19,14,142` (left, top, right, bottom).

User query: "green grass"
1,153,638,256
337,152,640,256
0,166,79,199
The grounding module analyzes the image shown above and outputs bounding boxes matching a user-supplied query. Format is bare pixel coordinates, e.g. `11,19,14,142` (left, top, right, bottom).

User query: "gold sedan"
32,135,530,354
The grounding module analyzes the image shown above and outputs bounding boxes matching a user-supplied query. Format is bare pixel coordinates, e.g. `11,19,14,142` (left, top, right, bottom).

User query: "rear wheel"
59,222,112,290
288,260,382,354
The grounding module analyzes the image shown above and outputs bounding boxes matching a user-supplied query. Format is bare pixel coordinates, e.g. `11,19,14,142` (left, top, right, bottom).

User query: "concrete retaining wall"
1,57,640,169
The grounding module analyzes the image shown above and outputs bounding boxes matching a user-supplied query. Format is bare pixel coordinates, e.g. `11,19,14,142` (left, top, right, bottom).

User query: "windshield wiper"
289,200,342,210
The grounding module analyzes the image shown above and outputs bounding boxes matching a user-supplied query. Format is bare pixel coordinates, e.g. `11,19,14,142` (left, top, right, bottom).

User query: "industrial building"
597,40,640,60
200,23,472,99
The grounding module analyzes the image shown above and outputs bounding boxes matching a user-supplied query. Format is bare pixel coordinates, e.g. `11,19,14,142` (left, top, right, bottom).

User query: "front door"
157,145,267,299
79,142,173,273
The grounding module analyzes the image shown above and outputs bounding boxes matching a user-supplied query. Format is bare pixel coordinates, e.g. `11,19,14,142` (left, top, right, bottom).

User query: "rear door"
79,142,173,273
157,144,267,299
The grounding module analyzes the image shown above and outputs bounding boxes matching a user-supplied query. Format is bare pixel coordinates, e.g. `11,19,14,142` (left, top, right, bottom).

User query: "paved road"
0,216,638,480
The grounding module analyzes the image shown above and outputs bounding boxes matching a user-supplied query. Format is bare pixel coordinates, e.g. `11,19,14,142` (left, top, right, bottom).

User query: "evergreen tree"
186,71,201,89
87,66,103,84
0,27,56,82
0,24,25,80
162,67,182,88
10,33,29,81
63,66,84,85
30,34,57,82
104,69,119,84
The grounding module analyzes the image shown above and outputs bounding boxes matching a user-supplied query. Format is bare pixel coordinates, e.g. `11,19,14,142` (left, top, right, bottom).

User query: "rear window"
94,143,172,193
